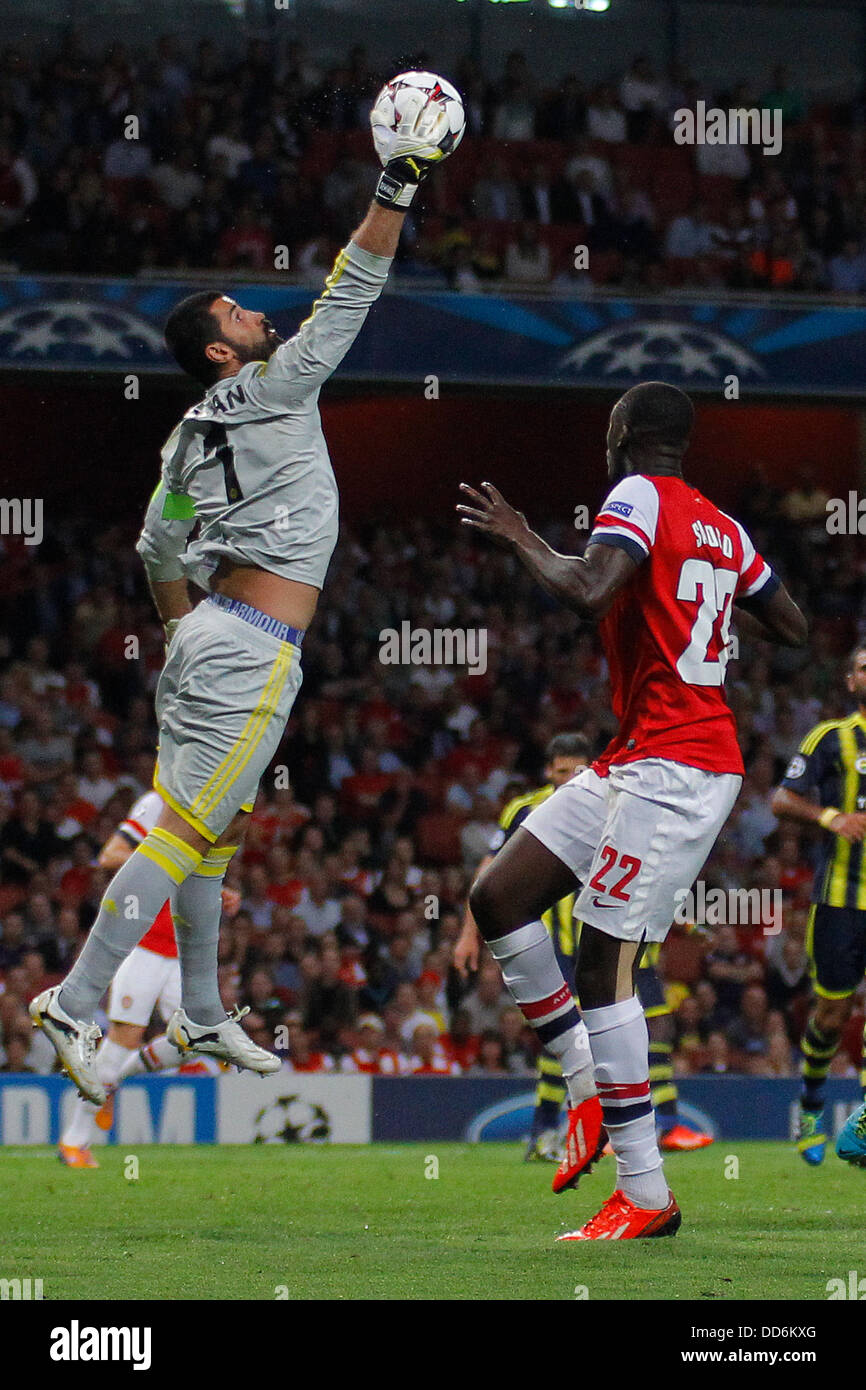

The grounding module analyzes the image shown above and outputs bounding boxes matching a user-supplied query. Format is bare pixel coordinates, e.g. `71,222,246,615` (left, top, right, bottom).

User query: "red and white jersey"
117,790,178,959
588,473,776,778
119,789,163,848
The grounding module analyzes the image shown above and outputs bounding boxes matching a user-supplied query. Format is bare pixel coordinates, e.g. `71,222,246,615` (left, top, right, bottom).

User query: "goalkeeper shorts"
153,595,303,842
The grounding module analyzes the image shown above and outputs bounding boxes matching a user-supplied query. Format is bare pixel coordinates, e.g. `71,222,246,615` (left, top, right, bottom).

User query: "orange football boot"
659,1124,713,1151
556,1188,681,1241
551,1096,607,1194
58,1143,99,1168
94,1087,116,1132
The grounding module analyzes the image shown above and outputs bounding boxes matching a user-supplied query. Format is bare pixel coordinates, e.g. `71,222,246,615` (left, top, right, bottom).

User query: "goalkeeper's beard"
222,324,284,366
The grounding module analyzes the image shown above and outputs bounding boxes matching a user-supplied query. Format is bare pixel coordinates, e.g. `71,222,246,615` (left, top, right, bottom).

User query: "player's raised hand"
453,923,481,979
371,73,464,209
827,811,866,843
457,482,530,548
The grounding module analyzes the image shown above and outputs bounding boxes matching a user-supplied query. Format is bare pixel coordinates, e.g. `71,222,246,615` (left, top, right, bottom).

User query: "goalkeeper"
31,84,461,1103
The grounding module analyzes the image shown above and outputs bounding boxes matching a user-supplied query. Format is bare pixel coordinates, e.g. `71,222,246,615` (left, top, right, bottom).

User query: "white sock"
118,1034,185,1081
583,995,668,1209
60,1037,133,1148
487,920,596,1102
564,1019,596,1106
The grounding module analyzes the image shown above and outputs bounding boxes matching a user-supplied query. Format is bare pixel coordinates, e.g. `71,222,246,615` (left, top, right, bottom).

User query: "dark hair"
545,732,591,762
847,644,866,675
164,291,224,385
618,380,694,451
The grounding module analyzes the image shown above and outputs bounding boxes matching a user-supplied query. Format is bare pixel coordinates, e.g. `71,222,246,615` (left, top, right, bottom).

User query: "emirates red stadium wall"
0,379,857,524
0,1073,860,1145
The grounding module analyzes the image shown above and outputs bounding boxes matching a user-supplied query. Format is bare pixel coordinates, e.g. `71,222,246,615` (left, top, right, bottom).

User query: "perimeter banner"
0,1073,860,1145
0,277,864,397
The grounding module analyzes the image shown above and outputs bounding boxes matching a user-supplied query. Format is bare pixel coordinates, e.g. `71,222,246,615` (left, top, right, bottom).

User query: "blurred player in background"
31,87,460,1103
58,788,239,1167
458,381,806,1240
772,644,866,1166
456,732,710,1188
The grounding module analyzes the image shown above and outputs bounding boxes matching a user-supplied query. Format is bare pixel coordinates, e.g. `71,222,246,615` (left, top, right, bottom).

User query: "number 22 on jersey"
676,559,737,687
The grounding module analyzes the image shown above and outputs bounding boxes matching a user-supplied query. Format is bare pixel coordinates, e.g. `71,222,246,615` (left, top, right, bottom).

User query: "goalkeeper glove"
371,90,453,209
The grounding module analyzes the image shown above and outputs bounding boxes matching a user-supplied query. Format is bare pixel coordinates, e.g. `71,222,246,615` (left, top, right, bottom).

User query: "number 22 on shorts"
589,844,642,904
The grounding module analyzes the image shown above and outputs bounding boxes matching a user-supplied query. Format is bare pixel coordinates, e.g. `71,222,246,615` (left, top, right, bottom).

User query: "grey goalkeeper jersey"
137,240,391,593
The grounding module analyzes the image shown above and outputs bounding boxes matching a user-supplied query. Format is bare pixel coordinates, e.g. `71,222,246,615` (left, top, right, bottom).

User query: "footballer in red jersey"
458,381,806,1240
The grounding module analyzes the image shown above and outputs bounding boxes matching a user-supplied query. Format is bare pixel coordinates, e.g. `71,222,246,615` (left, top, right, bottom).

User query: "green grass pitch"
2,1141,862,1300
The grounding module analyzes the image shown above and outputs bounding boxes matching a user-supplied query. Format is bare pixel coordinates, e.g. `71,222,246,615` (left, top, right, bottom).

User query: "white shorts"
108,946,182,1028
522,758,741,944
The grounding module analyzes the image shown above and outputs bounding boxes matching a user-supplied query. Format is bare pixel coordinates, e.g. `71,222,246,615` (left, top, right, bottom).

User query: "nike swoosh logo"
591,897,614,909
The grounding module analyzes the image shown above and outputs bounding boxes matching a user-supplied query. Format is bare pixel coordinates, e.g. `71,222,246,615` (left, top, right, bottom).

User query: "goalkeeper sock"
59,830,202,1022
173,845,236,1026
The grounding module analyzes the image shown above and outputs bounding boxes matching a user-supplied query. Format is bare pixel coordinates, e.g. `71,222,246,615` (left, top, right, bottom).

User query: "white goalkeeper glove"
371,88,453,209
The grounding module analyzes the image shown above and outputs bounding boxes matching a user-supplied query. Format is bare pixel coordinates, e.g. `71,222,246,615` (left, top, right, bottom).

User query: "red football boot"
556,1188,681,1241
551,1095,607,1194
659,1123,713,1151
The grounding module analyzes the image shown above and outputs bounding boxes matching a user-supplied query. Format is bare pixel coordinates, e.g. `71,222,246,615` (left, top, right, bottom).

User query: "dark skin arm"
457,482,637,619
734,585,808,648
770,786,866,843
458,482,809,647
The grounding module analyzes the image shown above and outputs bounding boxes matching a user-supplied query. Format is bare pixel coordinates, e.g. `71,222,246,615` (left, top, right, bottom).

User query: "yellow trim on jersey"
825,722,858,906
799,718,843,757
498,785,553,832
295,248,350,335
190,645,293,821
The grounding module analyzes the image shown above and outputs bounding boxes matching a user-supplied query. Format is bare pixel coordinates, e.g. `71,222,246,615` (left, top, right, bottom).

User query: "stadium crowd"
2,31,866,292
0,467,864,1081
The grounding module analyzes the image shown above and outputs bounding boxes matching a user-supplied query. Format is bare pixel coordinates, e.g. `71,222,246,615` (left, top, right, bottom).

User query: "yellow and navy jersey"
490,786,577,959
781,712,866,909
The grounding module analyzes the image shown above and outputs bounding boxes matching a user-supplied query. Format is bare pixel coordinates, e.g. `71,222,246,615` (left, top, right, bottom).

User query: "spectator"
472,156,521,222
461,959,509,1033
586,84,627,144
504,224,551,285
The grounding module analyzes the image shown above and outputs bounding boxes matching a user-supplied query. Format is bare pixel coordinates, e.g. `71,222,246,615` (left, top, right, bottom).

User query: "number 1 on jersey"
204,423,243,504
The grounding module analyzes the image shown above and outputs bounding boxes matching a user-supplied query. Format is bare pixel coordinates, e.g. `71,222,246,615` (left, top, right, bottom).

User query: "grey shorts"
153,596,303,842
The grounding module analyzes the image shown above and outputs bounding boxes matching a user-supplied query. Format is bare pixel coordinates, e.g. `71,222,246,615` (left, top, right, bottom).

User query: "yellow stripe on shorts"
191,645,293,821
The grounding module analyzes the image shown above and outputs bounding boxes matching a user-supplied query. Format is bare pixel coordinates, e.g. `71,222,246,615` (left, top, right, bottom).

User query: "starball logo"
49,1321,152,1371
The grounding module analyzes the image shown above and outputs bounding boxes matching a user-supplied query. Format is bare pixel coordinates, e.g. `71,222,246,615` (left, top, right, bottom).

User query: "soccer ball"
253,1094,331,1145
370,71,465,166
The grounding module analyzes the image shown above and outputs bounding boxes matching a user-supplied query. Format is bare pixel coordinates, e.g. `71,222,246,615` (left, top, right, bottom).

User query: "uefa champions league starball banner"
0,1073,860,1145
2,276,866,397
